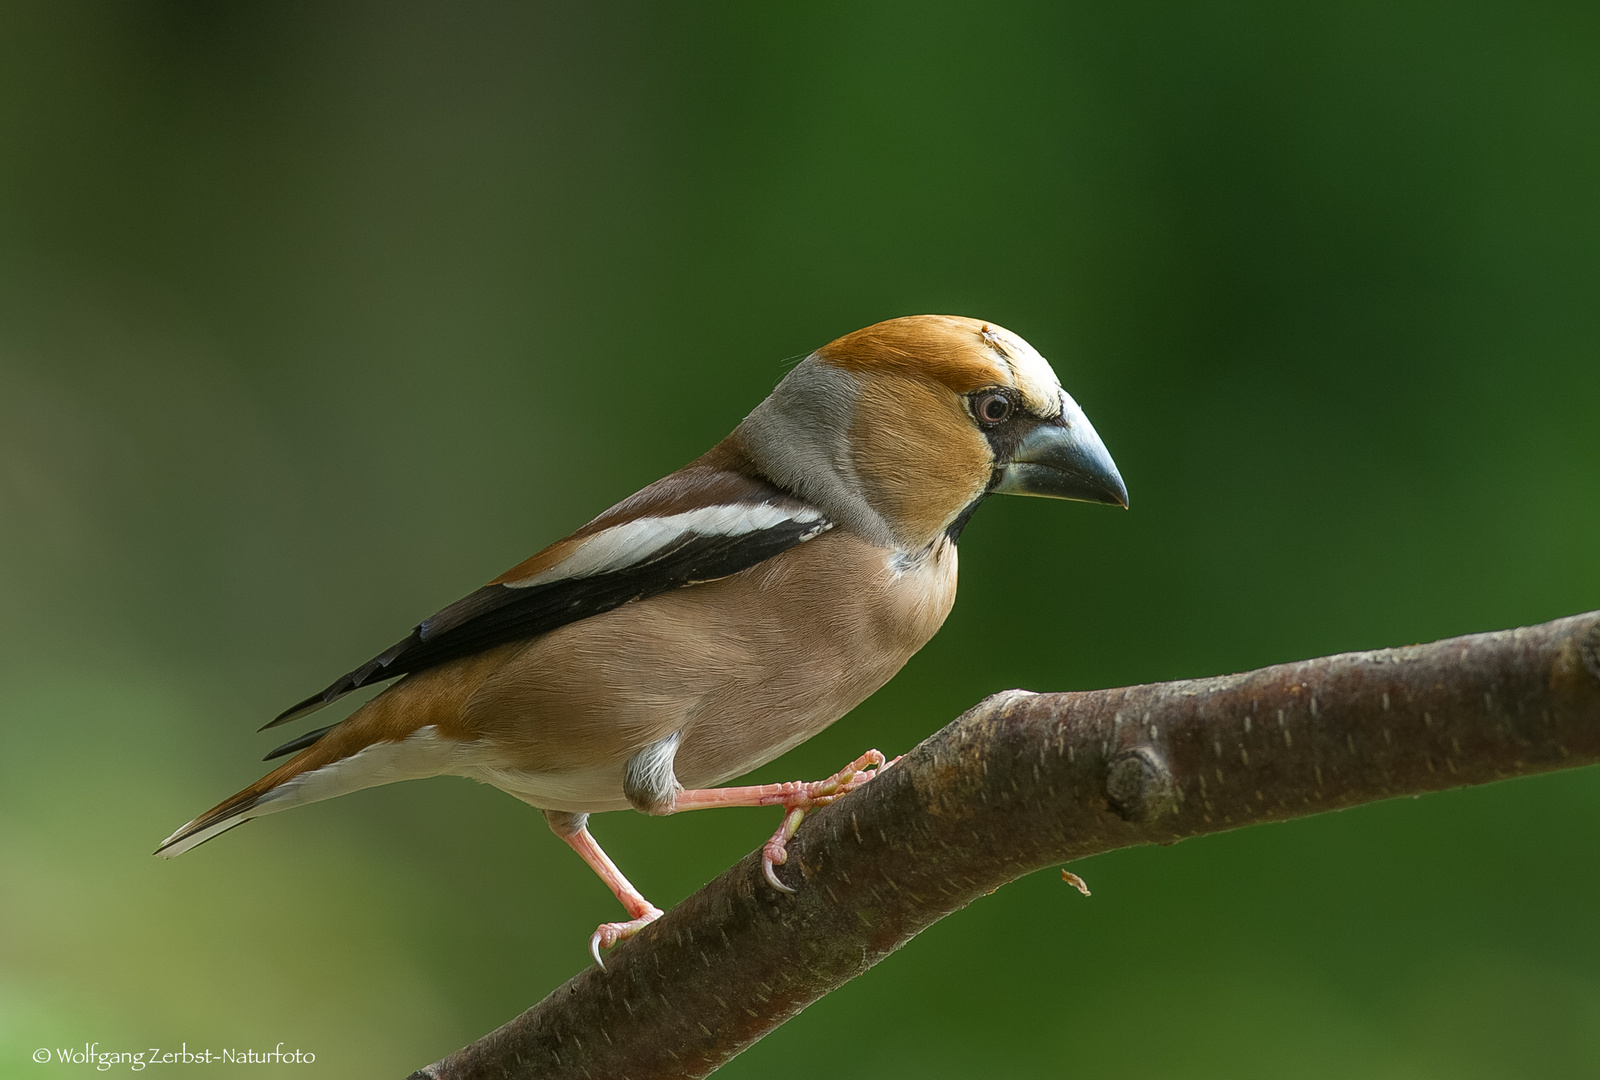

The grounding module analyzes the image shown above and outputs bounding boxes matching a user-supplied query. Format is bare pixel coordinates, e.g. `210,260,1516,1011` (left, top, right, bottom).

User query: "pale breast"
459,529,958,811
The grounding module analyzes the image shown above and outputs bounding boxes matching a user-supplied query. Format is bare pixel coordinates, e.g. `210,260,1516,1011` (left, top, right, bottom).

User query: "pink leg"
557,823,664,968
672,749,894,894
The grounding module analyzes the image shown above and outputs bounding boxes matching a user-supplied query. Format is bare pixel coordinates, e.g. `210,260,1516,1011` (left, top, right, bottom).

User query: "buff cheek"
847,376,993,545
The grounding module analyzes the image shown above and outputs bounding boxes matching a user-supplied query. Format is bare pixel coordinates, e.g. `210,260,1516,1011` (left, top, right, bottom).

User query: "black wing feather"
264,513,830,730
263,722,339,761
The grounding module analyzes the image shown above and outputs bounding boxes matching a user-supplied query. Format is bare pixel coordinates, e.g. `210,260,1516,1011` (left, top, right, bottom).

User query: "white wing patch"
504,503,829,588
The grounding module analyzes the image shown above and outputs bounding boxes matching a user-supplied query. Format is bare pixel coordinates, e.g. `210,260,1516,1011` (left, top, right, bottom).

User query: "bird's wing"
264,463,831,733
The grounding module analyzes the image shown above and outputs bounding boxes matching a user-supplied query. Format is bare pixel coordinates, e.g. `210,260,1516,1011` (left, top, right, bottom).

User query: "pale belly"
454,530,959,813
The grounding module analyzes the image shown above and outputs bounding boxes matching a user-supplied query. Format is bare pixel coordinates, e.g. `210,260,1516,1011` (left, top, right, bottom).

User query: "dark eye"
974,391,1013,425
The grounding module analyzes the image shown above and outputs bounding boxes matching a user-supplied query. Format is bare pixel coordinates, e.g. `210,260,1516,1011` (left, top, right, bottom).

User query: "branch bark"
410,610,1600,1080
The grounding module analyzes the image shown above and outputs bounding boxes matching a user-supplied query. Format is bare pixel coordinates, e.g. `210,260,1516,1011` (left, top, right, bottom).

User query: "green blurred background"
2,2,1598,1076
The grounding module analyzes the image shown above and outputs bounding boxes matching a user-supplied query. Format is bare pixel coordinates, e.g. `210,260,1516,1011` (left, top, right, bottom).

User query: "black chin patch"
945,491,991,544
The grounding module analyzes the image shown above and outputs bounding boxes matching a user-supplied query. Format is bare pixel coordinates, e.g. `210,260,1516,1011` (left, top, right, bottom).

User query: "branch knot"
1105,745,1176,823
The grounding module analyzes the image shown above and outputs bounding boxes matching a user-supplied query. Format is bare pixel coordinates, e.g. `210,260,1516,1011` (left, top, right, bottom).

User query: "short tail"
155,750,326,858
155,800,257,858
155,670,467,859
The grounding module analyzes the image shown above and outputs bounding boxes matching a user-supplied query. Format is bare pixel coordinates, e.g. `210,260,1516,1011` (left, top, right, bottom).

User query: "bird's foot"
761,749,893,894
588,902,664,969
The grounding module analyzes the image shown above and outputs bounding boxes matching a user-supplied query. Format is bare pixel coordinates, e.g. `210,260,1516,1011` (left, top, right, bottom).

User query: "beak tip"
1100,470,1130,510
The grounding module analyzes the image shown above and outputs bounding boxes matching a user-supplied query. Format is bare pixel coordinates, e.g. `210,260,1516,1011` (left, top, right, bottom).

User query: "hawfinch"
157,315,1127,964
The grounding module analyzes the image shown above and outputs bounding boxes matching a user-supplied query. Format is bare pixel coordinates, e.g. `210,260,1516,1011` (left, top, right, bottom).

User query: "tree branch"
410,610,1600,1080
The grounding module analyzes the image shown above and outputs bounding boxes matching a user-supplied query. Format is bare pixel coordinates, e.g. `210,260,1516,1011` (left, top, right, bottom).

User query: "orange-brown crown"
815,314,1063,417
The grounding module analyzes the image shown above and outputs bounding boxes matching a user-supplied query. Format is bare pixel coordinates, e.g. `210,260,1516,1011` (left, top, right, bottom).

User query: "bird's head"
737,315,1127,549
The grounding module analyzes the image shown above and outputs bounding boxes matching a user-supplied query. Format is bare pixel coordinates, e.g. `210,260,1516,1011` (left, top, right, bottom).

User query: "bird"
156,314,1128,965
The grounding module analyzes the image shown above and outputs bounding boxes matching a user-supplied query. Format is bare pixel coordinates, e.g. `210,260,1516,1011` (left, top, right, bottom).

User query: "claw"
758,750,890,895
763,855,795,894
671,749,895,899
761,806,806,894
587,905,664,969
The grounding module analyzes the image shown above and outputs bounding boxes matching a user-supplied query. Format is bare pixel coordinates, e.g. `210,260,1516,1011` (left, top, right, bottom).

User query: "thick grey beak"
991,391,1128,508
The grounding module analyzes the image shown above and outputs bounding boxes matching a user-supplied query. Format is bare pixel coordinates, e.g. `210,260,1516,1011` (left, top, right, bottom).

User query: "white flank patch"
506,503,826,588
